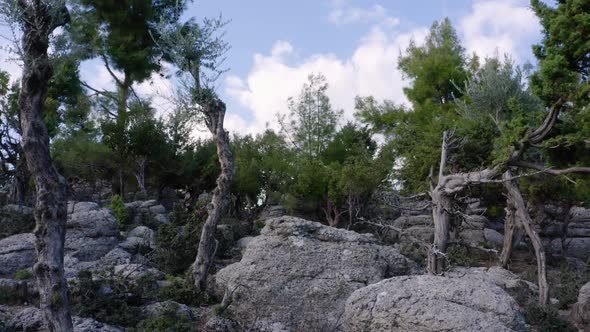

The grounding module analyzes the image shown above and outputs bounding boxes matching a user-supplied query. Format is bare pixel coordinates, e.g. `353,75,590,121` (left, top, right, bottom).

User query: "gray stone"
344,274,526,332
153,213,169,224
114,264,163,280
484,228,505,248
570,206,590,222
101,247,134,267
571,282,590,331
215,216,417,331
7,307,122,332
148,204,166,215
65,202,119,261
460,229,485,246
141,301,192,320
0,233,36,276
549,237,590,260
392,215,432,228
1,204,33,215
120,226,156,253
204,316,241,332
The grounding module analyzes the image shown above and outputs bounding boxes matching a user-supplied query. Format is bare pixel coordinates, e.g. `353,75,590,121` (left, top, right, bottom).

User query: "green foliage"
108,195,129,226
156,277,210,307
279,73,343,159
152,204,202,274
14,269,33,280
523,303,577,332
0,209,35,239
69,270,145,327
447,245,479,267
136,304,197,332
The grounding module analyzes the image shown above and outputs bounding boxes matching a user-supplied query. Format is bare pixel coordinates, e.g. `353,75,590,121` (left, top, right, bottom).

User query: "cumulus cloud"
224,27,429,135
460,0,541,62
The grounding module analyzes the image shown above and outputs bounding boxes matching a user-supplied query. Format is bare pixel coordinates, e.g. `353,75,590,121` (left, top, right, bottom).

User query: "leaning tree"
2,0,74,330
156,16,234,291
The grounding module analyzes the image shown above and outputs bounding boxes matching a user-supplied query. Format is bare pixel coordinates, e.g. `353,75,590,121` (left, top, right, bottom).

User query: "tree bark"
134,157,147,194
503,170,549,305
499,204,524,268
17,1,73,330
193,98,235,291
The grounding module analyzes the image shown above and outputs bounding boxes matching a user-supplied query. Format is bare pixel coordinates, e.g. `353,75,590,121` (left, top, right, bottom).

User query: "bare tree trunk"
503,170,549,305
134,157,147,194
499,204,524,268
193,98,235,291
17,1,73,331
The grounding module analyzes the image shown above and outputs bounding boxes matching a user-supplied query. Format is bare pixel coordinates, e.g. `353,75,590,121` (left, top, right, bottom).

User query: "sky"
0,0,544,137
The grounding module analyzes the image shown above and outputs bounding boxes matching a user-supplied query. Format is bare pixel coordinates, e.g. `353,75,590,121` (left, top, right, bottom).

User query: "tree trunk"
428,188,452,274
499,204,524,268
503,170,549,305
17,1,73,330
134,157,147,194
193,99,235,291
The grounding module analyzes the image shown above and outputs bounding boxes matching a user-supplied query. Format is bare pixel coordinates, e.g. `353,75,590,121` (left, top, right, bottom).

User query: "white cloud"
460,0,541,62
328,3,400,28
225,27,428,135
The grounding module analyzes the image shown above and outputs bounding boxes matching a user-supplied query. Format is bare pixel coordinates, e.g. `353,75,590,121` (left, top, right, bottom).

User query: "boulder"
7,307,122,332
114,264,163,280
0,233,36,276
204,316,241,332
548,237,590,260
119,226,156,253
215,216,417,331
484,228,505,248
571,281,590,331
141,301,192,320
66,202,119,261
344,274,526,332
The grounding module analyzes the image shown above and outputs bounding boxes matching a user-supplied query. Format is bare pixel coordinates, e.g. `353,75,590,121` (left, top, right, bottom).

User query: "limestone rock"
114,264,163,280
66,202,119,261
0,233,35,276
214,216,417,331
571,281,590,331
344,275,526,332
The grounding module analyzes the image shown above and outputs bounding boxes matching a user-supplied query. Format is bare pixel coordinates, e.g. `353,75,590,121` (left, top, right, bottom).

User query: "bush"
447,245,479,267
523,303,576,332
0,209,35,239
157,276,211,306
108,195,129,227
14,269,32,280
136,304,197,332
152,204,202,275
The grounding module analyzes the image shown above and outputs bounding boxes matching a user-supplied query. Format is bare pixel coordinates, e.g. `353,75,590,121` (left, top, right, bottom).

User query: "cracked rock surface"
343,274,526,332
214,216,417,331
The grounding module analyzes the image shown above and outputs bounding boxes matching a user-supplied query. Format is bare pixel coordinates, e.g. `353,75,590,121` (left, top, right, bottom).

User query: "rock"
153,214,169,224
1,204,33,215
114,264,163,280
66,202,119,261
446,266,538,298
119,226,156,253
259,205,287,220
484,228,505,248
570,206,590,222
234,236,255,253
73,316,123,332
7,307,122,332
549,238,590,260
6,307,44,331
148,204,166,215
403,226,433,243
462,215,488,230
101,247,134,267
215,216,417,331
0,233,36,276
344,275,526,332
141,301,192,320
571,282,590,331
204,316,241,332
460,229,485,246
392,215,432,228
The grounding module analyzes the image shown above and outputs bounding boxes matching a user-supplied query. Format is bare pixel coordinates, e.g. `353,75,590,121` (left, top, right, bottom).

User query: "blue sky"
0,0,543,136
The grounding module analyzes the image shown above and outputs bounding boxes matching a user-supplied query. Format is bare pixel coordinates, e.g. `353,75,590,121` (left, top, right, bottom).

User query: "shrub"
523,303,576,332
0,209,35,238
157,276,210,306
136,305,197,332
108,195,129,227
447,245,479,267
152,204,201,275
14,269,33,280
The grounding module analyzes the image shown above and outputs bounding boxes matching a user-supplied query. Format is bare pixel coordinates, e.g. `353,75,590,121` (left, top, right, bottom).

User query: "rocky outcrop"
571,281,590,331
215,216,417,331
6,307,122,332
0,233,36,276
66,202,119,261
119,226,156,253
344,274,526,332
125,200,169,224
